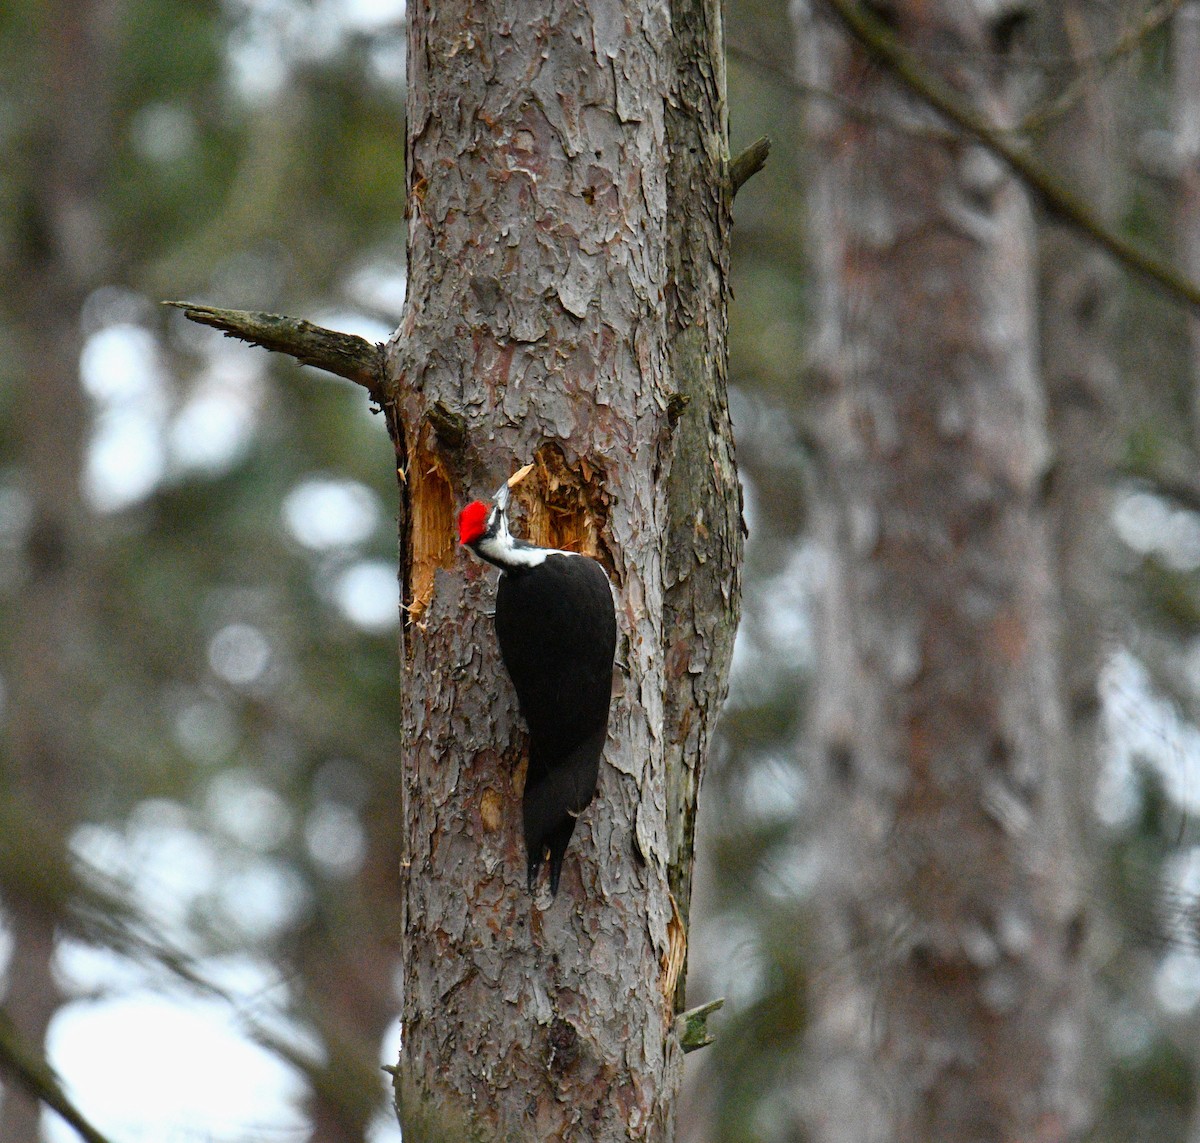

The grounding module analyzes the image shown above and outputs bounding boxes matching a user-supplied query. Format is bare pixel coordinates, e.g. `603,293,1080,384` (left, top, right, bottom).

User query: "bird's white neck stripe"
478,535,550,567
476,515,579,569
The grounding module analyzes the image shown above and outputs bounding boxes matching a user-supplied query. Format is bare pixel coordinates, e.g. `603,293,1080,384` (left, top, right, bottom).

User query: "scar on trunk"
513,444,614,573
408,427,455,621
660,891,687,1012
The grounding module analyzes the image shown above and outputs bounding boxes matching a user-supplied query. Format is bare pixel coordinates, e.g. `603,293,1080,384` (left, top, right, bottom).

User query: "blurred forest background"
4,0,1200,1140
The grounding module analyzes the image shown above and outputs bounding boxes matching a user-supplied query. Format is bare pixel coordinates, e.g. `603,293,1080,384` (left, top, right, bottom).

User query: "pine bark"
389,1,739,1138
797,2,1091,1139
662,0,742,991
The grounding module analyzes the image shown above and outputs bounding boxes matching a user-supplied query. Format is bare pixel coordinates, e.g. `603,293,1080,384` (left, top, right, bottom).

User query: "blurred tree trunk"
0,1,113,1138
796,2,1091,1139
389,0,740,1138
1036,5,1127,1109
1176,12,1200,1137
1178,2,1200,439
1038,4,1124,842
294,809,404,1143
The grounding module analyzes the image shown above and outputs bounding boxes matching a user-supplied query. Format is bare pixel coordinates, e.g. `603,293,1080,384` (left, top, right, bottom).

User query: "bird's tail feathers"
522,732,603,896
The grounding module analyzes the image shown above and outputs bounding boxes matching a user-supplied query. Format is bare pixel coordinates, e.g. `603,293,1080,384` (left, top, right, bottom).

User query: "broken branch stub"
163,302,388,398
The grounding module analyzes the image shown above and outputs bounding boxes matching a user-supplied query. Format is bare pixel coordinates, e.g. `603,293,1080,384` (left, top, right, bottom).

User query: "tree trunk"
796,2,1091,1139
294,829,404,1143
1178,2,1200,440
0,1,113,1137
389,1,739,1138
1036,8,1126,1112
1038,3,1124,843
662,0,742,999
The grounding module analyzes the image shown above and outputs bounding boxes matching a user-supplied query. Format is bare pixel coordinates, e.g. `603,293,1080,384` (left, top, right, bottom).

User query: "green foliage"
1105,1038,1195,1143
1140,557,1200,635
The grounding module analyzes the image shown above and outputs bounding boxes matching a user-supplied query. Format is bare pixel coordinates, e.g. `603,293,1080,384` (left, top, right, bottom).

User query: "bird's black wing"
494,554,616,894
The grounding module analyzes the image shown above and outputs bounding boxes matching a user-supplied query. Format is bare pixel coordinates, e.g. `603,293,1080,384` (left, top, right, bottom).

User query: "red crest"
458,500,490,545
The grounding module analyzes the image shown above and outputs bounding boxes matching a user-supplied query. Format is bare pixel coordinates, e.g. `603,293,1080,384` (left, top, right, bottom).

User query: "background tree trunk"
1178,2,1200,440
0,1,113,1136
796,2,1091,1138
1038,2,1125,846
1036,7,1127,1113
389,0,739,1137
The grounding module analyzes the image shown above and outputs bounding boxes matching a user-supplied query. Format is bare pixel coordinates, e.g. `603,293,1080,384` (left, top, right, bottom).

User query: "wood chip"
507,463,535,488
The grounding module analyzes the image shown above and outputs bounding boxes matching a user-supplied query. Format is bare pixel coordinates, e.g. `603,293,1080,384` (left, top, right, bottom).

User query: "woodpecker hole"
660,891,687,1012
408,432,456,621
513,444,613,574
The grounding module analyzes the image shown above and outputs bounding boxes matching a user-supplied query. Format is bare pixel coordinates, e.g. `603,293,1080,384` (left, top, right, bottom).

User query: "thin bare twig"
1019,0,1185,134
728,38,957,142
821,0,1200,314
0,1013,117,1143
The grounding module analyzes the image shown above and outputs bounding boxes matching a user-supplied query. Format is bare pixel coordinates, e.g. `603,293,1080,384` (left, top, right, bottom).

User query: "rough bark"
796,2,1091,1139
662,0,742,997
389,1,738,1139
0,0,113,1137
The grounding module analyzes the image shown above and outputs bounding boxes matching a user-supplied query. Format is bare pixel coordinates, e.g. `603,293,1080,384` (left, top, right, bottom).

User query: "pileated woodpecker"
458,477,617,896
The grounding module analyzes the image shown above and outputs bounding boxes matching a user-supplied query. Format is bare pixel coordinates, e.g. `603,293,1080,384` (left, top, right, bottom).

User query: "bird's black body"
459,485,617,896
495,554,617,893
